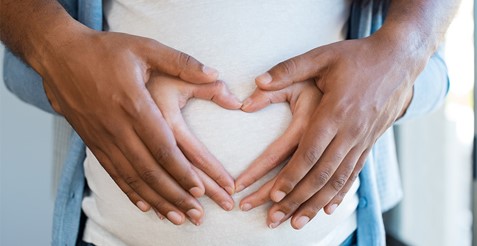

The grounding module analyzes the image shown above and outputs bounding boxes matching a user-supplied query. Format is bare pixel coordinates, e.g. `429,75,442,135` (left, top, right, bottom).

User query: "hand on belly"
121,58,325,229
144,73,242,224
146,69,324,228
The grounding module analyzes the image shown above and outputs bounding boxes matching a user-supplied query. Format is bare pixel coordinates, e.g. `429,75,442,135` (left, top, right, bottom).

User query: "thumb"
256,48,330,91
191,80,243,110
145,40,219,84
241,87,290,113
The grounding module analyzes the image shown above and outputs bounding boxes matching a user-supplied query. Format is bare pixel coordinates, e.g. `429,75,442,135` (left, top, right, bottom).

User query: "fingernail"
271,211,285,223
268,222,279,229
271,191,286,202
225,186,235,195
240,203,252,212
136,201,150,212
256,72,272,85
154,210,165,220
166,211,184,225
202,66,218,76
189,187,204,198
241,98,253,110
328,204,338,214
221,201,234,211
235,184,245,193
186,208,202,220
295,216,310,229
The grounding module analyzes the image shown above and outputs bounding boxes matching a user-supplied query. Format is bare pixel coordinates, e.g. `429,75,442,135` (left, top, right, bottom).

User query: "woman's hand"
41,29,235,226
237,35,415,230
234,80,322,218
146,74,242,224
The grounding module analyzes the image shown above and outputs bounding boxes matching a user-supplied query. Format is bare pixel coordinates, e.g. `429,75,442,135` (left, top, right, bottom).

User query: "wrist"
26,16,95,77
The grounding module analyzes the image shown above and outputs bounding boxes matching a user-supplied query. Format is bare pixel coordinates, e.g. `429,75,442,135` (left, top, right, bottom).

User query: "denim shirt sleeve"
395,45,449,124
2,0,103,115
3,49,57,114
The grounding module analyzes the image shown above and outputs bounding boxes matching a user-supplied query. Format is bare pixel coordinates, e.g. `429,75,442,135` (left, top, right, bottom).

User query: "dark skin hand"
235,0,461,229
0,0,236,225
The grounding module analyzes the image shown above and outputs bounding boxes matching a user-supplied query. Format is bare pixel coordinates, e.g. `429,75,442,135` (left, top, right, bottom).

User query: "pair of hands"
42,29,414,229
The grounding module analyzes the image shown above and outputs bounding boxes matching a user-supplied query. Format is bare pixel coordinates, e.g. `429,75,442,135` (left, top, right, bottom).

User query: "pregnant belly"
83,0,358,245
82,102,359,246
182,99,292,178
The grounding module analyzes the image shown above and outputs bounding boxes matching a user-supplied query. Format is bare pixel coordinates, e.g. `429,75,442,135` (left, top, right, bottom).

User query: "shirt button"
70,193,75,199
359,197,368,208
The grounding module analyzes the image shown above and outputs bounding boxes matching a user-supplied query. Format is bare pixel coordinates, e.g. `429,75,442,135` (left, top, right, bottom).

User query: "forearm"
376,0,460,59
0,0,87,74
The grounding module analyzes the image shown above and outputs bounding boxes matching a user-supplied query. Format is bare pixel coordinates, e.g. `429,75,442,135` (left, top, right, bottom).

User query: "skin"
235,0,461,230
0,0,237,225
0,0,461,231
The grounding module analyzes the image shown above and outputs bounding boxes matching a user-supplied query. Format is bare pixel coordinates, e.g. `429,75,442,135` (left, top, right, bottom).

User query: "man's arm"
0,0,235,225
240,0,460,229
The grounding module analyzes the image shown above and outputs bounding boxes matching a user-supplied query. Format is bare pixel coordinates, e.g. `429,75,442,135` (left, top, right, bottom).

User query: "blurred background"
0,1,475,245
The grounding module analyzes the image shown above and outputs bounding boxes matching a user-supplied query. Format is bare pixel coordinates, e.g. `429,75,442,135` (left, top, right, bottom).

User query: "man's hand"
244,35,415,230
41,29,234,226
145,75,241,221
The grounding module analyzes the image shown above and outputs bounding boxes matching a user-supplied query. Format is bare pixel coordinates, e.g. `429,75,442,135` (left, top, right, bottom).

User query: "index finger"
268,101,338,203
125,89,206,197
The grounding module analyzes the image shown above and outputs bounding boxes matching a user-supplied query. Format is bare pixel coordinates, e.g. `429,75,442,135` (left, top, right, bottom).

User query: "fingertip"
270,190,286,203
136,201,151,212
201,65,219,80
256,72,273,86
324,203,338,215
189,187,205,198
240,202,252,212
225,186,235,196
240,98,254,112
235,183,245,193
292,216,310,230
167,211,186,225
219,199,234,211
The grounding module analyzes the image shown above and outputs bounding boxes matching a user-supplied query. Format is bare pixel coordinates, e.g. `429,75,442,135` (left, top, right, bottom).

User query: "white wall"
0,45,55,245
391,109,473,246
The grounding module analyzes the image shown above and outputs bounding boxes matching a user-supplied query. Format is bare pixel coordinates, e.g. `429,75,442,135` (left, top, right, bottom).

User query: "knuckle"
152,146,172,165
348,123,367,139
152,199,167,210
173,196,189,208
124,176,141,190
207,188,222,202
280,199,302,213
265,154,281,168
331,174,347,192
278,59,298,76
275,176,297,195
177,52,192,69
303,146,321,166
310,169,332,188
141,169,160,185
324,151,346,165
177,166,196,186
191,152,208,169
213,173,227,185
213,80,225,90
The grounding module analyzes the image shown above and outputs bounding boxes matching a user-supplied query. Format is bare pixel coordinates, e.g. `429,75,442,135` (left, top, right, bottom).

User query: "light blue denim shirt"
2,0,449,245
